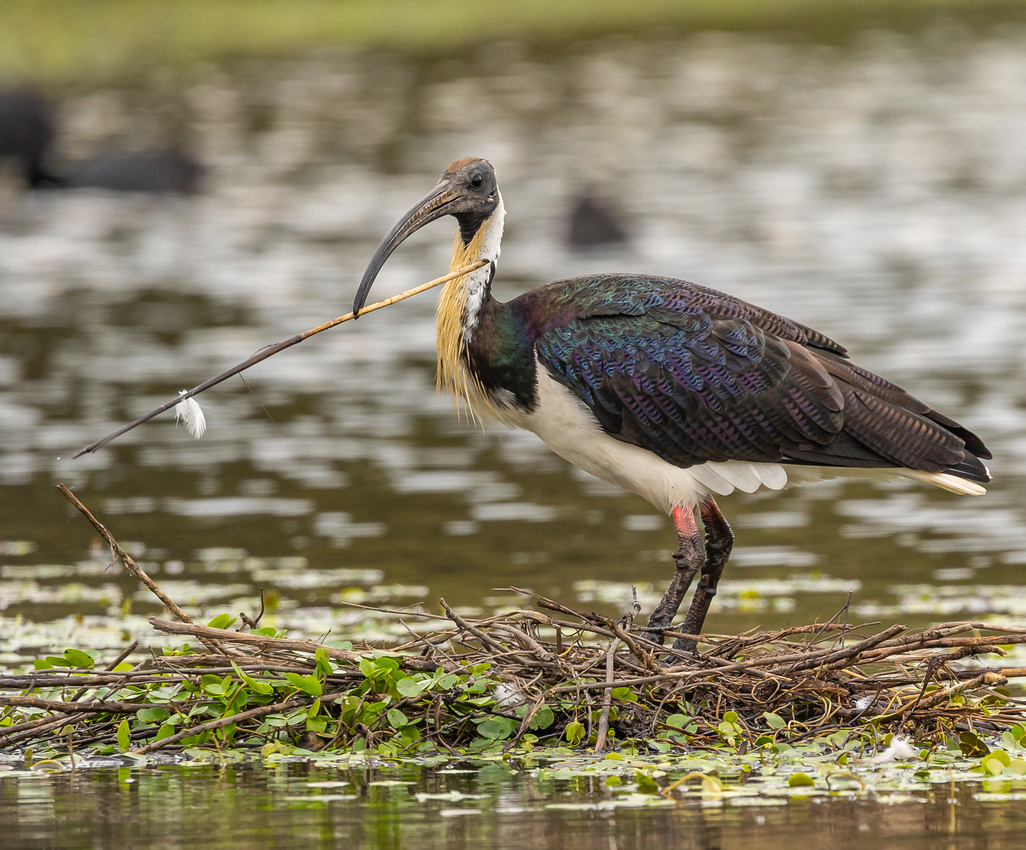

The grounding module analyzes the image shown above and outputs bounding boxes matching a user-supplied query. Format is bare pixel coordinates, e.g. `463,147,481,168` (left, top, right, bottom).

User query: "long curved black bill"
353,181,458,316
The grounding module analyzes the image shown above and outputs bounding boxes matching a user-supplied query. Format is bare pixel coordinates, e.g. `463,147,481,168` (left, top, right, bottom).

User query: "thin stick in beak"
73,260,487,458
353,181,458,316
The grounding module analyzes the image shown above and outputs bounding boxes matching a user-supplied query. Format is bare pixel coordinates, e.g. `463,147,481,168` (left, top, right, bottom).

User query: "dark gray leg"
646,505,704,646
678,498,734,646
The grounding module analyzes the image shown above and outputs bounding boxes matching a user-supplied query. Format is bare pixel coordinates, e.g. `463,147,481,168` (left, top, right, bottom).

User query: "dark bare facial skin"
353,158,498,315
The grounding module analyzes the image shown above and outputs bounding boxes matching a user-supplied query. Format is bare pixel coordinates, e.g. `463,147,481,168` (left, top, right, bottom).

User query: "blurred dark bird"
0,89,60,187
65,149,204,194
354,158,991,648
0,88,203,195
567,190,630,250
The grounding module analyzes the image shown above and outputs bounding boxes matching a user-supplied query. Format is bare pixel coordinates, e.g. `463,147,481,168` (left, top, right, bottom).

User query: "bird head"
353,157,499,316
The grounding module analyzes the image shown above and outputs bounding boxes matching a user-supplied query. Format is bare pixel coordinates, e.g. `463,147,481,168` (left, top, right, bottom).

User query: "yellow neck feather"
436,225,490,417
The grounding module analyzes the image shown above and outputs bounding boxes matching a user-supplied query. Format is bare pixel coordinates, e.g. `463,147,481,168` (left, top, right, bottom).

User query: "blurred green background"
2,0,1023,84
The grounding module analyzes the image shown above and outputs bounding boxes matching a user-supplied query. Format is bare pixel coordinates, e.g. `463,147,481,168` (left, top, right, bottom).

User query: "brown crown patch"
446,156,486,173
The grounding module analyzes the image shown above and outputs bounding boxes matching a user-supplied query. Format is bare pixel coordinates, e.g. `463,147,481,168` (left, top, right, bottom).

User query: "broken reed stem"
440,599,508,654
593,636,619,752
148,617,442,672
57,485,233,657
73,260,489,457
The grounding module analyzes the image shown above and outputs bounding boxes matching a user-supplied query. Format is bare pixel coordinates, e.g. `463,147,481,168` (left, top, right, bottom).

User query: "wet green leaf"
314,648,333,679
788,773,815,787
396,677,428,698
983,755,1006,776
634,771,659,794
200,674,226,697
763,712,786,730
63,648,96,669
136,706,170,725
284,672,323,696
477,717,516,740
116,719,131,752
565,720,585,746
229,661,274,695
959,731,990,757
530,705,554,731
206,613,237,630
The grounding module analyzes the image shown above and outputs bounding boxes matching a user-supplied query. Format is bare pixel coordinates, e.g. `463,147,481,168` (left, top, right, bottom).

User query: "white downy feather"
175,391,207,439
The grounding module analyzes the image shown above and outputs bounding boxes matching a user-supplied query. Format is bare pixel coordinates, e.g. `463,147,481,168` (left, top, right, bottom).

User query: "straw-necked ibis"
354,157,991,649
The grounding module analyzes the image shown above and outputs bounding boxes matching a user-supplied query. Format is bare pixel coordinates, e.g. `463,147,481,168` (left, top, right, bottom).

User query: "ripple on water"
1,27,1025,650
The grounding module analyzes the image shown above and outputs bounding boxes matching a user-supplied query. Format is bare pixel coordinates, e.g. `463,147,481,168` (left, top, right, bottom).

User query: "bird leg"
646,505,704,646
677,498,734,649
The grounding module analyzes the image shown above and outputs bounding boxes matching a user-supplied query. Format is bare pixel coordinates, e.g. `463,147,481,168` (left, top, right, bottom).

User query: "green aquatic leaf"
565,720,586,746
229,660,274,695
477,717,516,740
634,771,659,794
314,647,334,678
959,731,990,757
116,719,131,752
763,712,786,730
136,707,170,725
206,613,237,630
983,755,1006,776
396,677,428,698
529,705,554,731
64,648,96,669
200,674,226,696
788,773,815,787
284,672,323,696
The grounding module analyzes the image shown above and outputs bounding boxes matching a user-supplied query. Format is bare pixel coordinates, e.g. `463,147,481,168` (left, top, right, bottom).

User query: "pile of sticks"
1,487,1025,755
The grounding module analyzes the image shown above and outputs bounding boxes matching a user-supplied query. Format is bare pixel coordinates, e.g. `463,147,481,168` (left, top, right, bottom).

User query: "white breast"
498,365,788,514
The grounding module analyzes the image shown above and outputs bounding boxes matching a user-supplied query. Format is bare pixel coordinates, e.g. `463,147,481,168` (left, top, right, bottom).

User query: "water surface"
1,22,1025,699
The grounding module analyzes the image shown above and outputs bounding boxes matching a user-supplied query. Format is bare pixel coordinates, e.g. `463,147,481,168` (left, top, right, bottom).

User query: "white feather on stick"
174,391,207,439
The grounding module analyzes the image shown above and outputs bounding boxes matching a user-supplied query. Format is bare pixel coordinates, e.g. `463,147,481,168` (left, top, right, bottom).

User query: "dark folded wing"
529,275,990,482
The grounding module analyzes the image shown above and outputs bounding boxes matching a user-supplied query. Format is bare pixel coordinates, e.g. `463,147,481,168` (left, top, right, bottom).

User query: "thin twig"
73,261,488,457
58,485,232,657
593,637,620,753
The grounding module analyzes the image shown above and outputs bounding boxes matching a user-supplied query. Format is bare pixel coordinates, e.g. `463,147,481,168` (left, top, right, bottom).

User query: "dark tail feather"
781,353,992,487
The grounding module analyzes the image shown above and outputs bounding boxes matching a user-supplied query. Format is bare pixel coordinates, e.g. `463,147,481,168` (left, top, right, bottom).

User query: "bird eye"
471,174,484,189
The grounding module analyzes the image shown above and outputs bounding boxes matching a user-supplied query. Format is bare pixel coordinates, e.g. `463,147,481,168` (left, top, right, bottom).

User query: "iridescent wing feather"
525,275,990,482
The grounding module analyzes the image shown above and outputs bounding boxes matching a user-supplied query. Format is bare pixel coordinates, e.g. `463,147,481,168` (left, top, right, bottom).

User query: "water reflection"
2,760,1026,850
1,26,1026,657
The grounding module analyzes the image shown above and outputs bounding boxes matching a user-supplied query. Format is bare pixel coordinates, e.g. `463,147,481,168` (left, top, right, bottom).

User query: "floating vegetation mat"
3,487,1026,770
